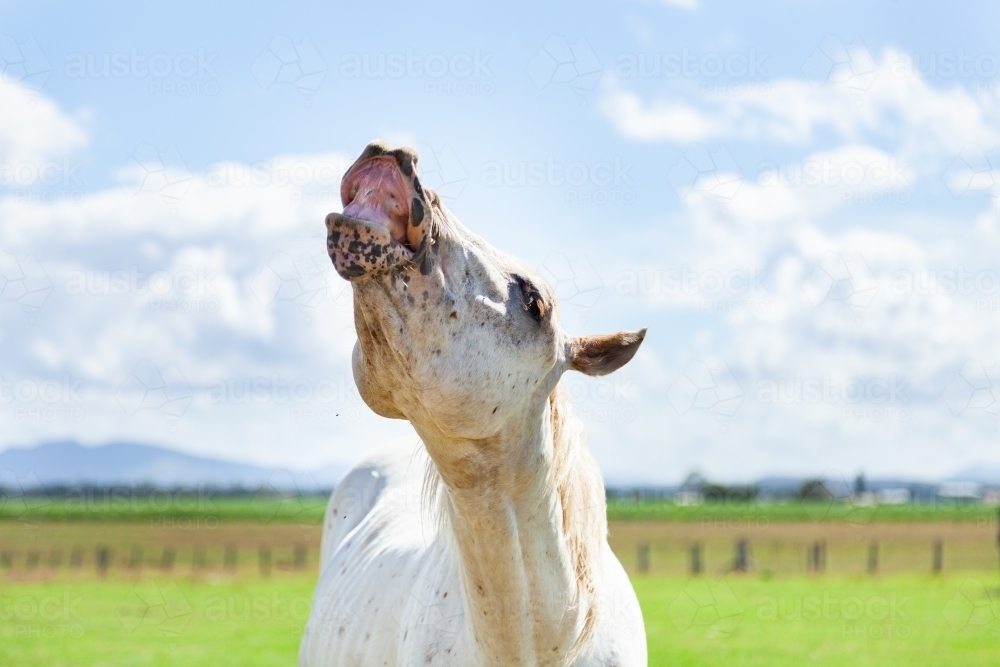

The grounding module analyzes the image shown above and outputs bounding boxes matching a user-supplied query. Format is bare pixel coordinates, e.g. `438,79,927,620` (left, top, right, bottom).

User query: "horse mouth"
341,157,413,249
328,155,421,280
326,212,414,280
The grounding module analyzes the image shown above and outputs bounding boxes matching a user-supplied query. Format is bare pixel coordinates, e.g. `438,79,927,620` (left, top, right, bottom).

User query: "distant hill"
0,441,347,491
947,463,1000,485
5,441,997,494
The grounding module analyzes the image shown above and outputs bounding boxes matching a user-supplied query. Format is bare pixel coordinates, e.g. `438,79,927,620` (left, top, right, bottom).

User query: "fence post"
808,541,826,573
49,550,62,569
294,544,307,570
26,550,39,569
690,543,702,576
932,539,943,574
193,546,206,569
868,541,878,574
0,552,11,569
734,538,749,572
224,545,238,570
96,547,110,578
259,546,272,577
637,542,650,574
161,546,175,571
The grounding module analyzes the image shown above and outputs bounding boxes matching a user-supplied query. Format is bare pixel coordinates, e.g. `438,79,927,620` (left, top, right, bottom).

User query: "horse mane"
421,380,607,656
548,381,607,652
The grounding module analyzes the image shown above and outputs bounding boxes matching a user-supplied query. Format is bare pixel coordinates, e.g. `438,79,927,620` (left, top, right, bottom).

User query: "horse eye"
514,275,546,322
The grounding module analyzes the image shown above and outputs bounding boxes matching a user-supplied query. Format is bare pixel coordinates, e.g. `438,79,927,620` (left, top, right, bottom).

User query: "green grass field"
2,572,998,666
2,499,998,665
635,573,1000,666
3,495,996,524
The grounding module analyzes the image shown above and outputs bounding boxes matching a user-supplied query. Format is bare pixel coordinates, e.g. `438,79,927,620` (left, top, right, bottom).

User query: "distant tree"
796,479,833,501
680,472,707,492
854,473,867,496
702,483,759,502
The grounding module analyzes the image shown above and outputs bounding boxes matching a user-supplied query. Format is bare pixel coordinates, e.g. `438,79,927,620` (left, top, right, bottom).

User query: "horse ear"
569,328,646,377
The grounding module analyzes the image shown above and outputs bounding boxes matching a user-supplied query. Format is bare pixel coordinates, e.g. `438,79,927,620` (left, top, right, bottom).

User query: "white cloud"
4,47,1000,483
588,129,1000,480
658,0,699,10
0,75,88,165
599,48,1000,157
599,87,725,142
0,91,382,468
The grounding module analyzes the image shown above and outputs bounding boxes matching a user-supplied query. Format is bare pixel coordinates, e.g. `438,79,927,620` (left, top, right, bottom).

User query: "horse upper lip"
327,213,414,255
340,156,412,249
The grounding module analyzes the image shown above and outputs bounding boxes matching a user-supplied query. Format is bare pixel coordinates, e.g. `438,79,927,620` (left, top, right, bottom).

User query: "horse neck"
422,388,607,667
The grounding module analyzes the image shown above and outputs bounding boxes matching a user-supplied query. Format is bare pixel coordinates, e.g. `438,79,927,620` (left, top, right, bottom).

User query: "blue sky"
3,0,1000,484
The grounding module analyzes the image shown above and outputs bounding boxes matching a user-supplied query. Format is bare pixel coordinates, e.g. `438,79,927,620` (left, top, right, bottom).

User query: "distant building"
675,472,707,505
876,488,911,505
937,481,982,502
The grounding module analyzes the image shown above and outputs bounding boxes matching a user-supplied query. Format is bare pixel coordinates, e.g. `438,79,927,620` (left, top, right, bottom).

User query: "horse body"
300,440,645,667
301,141,648,666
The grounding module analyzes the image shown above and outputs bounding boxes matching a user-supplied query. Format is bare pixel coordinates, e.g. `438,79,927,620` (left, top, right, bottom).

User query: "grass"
2,572,998,666
1,574,312,667
636,573,1000,666
0,495,330,524
3,495,997,524
2,500,998,664
606,498,1000,523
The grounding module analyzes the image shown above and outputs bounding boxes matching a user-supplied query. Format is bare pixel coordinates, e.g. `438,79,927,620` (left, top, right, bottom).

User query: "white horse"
300,141,647,667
